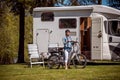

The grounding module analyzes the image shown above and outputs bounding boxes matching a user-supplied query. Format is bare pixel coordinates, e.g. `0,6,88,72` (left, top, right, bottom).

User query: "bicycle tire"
73,54,87,69
47,54,60,69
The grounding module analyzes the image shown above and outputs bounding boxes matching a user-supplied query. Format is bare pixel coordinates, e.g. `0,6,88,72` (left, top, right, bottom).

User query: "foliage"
108,0,120,10
0,6,19,64
0,0,33,63
55,0,102,6
24,16,33,61
0,12,33,64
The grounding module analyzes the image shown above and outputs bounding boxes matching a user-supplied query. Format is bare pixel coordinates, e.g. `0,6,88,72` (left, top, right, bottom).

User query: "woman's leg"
65,50,69,70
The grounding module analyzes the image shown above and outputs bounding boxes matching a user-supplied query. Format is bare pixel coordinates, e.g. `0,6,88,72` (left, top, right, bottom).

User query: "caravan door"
91,17,103,60
36,29,49,53
80,17,91,60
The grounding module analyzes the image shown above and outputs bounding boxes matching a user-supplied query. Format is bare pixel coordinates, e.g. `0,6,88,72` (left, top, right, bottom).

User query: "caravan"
33,5,120,61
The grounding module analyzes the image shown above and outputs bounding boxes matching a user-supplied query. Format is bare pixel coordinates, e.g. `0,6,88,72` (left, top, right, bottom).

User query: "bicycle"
47,41,87,69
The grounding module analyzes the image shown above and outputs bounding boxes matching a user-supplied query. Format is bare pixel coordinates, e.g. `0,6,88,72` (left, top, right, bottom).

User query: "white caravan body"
33,5,120,60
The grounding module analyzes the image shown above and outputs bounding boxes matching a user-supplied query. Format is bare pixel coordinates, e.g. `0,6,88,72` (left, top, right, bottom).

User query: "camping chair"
28,44,44,68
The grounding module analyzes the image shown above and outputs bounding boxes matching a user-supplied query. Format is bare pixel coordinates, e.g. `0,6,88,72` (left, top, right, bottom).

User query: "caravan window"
108,21,120,36
41,12,54,21
59,18,77,28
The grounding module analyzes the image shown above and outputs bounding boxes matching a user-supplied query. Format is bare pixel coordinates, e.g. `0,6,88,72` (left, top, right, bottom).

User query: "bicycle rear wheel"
73,54,87,69
47,54,60,69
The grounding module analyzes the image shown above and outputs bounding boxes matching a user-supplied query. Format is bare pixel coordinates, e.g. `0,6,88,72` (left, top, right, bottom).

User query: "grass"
0,64,120,80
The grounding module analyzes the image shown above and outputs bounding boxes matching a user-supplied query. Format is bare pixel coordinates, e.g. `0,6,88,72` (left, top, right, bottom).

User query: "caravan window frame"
59,18,77,29
41,12,54,21
104,19,120,36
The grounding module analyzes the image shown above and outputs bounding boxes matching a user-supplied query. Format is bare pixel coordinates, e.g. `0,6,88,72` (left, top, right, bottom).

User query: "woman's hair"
65,29,70,33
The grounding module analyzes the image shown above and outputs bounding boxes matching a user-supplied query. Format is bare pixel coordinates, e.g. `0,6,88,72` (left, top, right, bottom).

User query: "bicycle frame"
67,42,82,64
47,41,87,69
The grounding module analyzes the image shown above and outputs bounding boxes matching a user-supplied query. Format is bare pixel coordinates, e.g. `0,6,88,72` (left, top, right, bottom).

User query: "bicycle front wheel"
73,54,87,69
47,54,60,69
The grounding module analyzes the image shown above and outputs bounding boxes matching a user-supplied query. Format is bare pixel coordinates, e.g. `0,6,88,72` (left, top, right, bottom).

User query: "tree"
108,0,120,10
18,2,25,63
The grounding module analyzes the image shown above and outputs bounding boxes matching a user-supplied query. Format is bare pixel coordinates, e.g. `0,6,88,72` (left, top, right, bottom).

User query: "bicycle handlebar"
67,41,78,43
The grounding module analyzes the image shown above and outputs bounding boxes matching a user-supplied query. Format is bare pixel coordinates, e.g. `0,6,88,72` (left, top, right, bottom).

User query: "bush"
0,4,33,64
24,15,33,62
0,7,19,64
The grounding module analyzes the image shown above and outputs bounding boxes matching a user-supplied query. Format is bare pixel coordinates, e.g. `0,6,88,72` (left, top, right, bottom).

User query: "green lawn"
0,64,120,80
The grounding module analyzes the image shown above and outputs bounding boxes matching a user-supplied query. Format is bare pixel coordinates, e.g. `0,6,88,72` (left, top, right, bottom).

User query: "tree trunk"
17,3,25,63
98,0,102,4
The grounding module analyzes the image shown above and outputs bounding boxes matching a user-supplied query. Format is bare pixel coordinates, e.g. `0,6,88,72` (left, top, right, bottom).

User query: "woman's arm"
62,37,67,45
